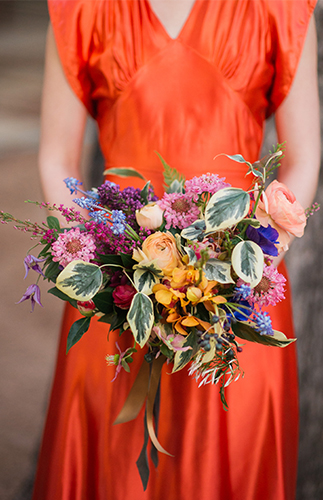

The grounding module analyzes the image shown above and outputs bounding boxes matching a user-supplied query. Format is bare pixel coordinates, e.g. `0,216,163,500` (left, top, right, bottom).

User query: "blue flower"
254,311,274,336
64,177,83,194
89,210,108,224
86,190,100,200
246,224,279,257
234,284,251,300
111,210,126,235
23,255,45,279
73,196,96,210
17,284,43,312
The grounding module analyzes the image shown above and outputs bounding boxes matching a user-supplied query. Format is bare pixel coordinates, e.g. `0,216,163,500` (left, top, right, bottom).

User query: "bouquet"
1,145,318,485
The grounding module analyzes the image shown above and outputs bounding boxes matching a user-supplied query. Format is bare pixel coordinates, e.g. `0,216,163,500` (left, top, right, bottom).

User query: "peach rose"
135,203,164,230
133,231,182,275
255,180,306,252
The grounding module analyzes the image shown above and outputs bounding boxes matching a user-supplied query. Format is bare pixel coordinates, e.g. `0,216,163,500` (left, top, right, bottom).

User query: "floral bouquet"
1,145,318,486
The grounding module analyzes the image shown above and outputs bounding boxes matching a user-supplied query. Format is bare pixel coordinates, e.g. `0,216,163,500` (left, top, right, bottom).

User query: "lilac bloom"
23,255,46,279
246,223,279,257
17,284,43,312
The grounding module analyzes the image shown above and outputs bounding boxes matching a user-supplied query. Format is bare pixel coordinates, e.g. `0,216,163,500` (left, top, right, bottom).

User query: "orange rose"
255,180,306,252
134,231,182,275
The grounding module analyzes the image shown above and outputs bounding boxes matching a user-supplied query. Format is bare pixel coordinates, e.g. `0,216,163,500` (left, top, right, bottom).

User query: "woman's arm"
274,16,320,262
39,24,88,210
275,16,320,210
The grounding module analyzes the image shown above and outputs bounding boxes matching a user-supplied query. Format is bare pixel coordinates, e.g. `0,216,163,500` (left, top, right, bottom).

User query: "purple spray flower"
17,284,43,312
23,255,46,279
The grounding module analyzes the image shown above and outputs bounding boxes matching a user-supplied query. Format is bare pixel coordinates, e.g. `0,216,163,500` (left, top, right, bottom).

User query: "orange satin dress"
33,1,316,499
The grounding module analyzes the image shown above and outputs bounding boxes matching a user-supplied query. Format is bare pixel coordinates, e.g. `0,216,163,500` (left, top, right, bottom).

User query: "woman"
33,1,320,499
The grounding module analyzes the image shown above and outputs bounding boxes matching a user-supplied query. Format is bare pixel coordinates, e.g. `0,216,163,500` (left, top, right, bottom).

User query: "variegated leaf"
133,260,163,278
232,321,296,347
231,241,263,288
56,260,103,301
181,219,206,241
134,269,160,295
127,292,154,348
184,247,198,265
205,188,250,233
172,332,196,373
203,259,234,284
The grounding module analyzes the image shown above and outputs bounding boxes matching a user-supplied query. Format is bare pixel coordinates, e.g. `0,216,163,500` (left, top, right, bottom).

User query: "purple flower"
246,224,279,257
23,255,46,279
17,284,43,312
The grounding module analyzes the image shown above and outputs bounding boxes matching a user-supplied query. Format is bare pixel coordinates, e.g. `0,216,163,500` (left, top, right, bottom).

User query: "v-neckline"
145,0,199,41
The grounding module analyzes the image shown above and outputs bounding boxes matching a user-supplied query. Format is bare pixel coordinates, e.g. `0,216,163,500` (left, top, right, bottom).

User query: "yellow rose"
135,203,164,230
135,231,182,275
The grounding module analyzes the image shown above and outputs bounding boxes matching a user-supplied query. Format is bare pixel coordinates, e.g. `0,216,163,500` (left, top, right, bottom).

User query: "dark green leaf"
120,253,135,269
66,316,91,353
232,321,296,347
140,181,151,205
103,167,146,180
93,288,114,314
44,260,61,279
46,216,61,230
48,286,77,308
172,331,197,372
96,253,123,266
159,343,173,359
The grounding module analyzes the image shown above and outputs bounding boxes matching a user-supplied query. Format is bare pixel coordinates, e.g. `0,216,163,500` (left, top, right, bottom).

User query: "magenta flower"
106,342,134,382
157,193,200,229
51,227,96,267
238,263,286,308
184,173,230,202
17,284,43,312
23,255,46,279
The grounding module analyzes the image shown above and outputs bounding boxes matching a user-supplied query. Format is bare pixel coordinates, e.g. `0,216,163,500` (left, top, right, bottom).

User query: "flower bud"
77,300,96,317
135,203,164,230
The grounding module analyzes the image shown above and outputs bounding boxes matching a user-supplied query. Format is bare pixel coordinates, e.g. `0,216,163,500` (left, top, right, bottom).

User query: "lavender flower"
17,284,43,312
64,177,83,195
23,255,46,279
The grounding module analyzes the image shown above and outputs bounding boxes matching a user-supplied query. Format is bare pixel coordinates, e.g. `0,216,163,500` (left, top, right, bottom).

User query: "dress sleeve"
266,0,317,116
48,0,100,117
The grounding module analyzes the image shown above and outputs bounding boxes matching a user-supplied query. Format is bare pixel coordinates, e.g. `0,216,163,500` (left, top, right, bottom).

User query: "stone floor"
1,2,323,500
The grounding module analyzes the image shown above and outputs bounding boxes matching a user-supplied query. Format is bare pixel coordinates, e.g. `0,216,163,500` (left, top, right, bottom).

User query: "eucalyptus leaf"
103,167,146,180
127,293,154,348
204,259,234,284
66,316,91,353
56,260,103,301
231,241,264,287
232,321,296,347
205,188,250,233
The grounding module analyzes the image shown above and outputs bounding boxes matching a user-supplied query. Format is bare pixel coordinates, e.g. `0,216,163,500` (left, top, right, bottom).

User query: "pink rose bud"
135,203,164,230
113,284,136,309
77,300,96,317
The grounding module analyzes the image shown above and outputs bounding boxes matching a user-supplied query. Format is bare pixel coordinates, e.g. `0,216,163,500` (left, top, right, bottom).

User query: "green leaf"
140,181,151,205
203,259,234,284
155,151,185,190
103,167,146,180
96,253,123,266
127,293,154,348
66,316,91,353
133,260,163,277
56,260,103,301
46,216,60,230
120,253,136,269
223,153,252,167
172,331,196,373
231,240,264,288
44,260,61,280
134,269,160,295
168,179,184,193
205,188,250,233
232,321,296,347
48,286,77,308
93,288,114,314
159,343,174,359
181,220,206,241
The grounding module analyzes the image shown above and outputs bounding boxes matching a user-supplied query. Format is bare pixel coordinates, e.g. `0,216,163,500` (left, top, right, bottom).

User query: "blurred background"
0,1,323,499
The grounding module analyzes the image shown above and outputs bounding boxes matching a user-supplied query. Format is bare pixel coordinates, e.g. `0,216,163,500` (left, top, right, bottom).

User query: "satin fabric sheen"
33,1,316,499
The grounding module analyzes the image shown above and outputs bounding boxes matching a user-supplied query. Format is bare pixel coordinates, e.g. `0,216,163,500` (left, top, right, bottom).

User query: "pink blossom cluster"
51,227,96,267
157,193,200,229
184,173,230,202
